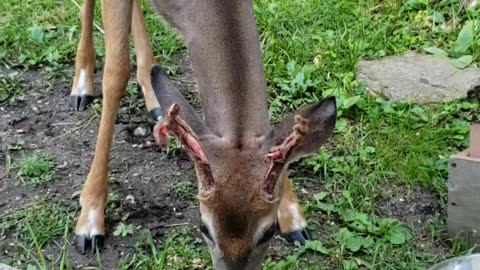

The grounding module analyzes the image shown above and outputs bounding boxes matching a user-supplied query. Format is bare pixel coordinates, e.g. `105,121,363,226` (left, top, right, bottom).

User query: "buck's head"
151,64,336,270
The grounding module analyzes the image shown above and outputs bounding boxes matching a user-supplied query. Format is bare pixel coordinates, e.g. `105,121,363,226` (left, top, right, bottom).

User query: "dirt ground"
0,58,447,269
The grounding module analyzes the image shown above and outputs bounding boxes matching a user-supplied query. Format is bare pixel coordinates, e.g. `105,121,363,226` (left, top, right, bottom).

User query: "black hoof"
149,107,164,122
71,95,94,111
75,234,104,254
91,235,105,252
137,83,144,97
281,228,312,245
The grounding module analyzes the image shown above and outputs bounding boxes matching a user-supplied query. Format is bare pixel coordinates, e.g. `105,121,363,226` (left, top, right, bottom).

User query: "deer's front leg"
71,0,96,111
132,0,162,121
75,0,132,254
278,176,311,244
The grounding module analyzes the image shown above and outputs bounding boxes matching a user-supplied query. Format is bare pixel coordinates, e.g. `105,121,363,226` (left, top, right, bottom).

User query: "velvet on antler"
262,115,309,200
153,104,215,193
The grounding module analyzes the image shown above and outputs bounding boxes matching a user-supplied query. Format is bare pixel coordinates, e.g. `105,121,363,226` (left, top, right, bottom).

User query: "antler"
154,104,207,162
153,104,214,193
262,115,309,200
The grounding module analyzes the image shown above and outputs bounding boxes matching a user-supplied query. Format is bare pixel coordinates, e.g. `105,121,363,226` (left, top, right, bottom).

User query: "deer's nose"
223,250,252,270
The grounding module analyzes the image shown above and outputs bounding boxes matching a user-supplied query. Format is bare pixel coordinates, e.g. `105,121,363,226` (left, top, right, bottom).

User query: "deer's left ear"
267,96,337,164
261,97,336,200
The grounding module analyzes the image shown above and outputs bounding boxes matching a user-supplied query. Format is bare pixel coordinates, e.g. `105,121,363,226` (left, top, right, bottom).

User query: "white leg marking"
77,208,100,237
87,208,100,237
77,69,89,96
288,203,307,231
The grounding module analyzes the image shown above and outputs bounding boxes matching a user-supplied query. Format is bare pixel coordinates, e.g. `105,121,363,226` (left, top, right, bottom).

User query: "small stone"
134,126,147,137
0,263,18,270
57,161,68,169
71,190,81,199
126,195,135,204
15,129,25,134
175,212,184,219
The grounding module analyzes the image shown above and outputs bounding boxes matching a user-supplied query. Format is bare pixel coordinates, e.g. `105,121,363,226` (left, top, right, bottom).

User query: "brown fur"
71,0,95,97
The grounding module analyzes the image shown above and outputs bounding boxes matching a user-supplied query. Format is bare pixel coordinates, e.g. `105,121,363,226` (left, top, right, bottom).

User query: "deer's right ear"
151,65,209,136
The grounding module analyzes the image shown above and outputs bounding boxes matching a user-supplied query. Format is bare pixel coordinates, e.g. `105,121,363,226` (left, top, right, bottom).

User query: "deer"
71,0,336,269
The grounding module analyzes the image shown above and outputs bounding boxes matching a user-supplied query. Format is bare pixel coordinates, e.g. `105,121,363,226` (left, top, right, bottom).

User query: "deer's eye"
200,223,214,243
257,223,278,245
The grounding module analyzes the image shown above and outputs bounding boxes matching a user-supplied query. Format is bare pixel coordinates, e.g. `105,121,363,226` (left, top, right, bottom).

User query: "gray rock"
134,126,147,137
0,264,18,270
357,52,480,103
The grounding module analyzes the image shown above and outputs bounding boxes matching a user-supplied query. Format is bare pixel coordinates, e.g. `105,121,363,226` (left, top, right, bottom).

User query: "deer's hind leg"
75,0,133,254
132,0,162,121
278,176,311,244
71,0,96,111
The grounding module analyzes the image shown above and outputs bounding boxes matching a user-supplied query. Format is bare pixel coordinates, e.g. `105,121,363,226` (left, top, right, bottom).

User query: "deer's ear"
261,97,336,200
268,97,337,163
151,64,210,136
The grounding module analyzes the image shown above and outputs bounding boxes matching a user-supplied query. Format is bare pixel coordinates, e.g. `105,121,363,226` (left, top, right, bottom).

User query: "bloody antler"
262,115,308,200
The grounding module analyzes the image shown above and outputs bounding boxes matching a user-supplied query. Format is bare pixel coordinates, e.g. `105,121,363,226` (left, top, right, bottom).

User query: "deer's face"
195,147,284,270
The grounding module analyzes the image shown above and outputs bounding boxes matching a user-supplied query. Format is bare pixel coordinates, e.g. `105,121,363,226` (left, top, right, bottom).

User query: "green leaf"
336,118,348,132
454,21,474,54
313,192,328,201
451,55,473,69
403,0,428,10
411,106,429,122
342,259,358,270
305,240,331,255
315,202,336,215
337,228,369,252
27,265,38,270
422,47,448,57
337,228,354,243
28,25,44,43
362,236,374,249
430,11,444,23
343,96,361,109
345,236,364,252
386,227,407,244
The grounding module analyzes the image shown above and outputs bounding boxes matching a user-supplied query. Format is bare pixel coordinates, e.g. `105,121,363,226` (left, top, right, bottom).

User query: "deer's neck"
153,0,270,142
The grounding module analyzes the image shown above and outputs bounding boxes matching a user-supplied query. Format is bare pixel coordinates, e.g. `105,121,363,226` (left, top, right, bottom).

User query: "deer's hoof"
71,95,95,111
149,107,164,122
281,228,311,245
75,234,104,254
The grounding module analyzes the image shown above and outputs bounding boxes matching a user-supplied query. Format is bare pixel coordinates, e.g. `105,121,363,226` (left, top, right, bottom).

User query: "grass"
17,154,54,186
168,179,196,201
119,227,211,270
0,0,479,269
0,72,25,105
0,200,74,269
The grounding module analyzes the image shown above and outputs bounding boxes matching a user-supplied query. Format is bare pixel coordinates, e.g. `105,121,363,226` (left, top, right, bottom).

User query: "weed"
168,179,195,201
17,154,54,187
114,223,135,237
0,72,25,105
